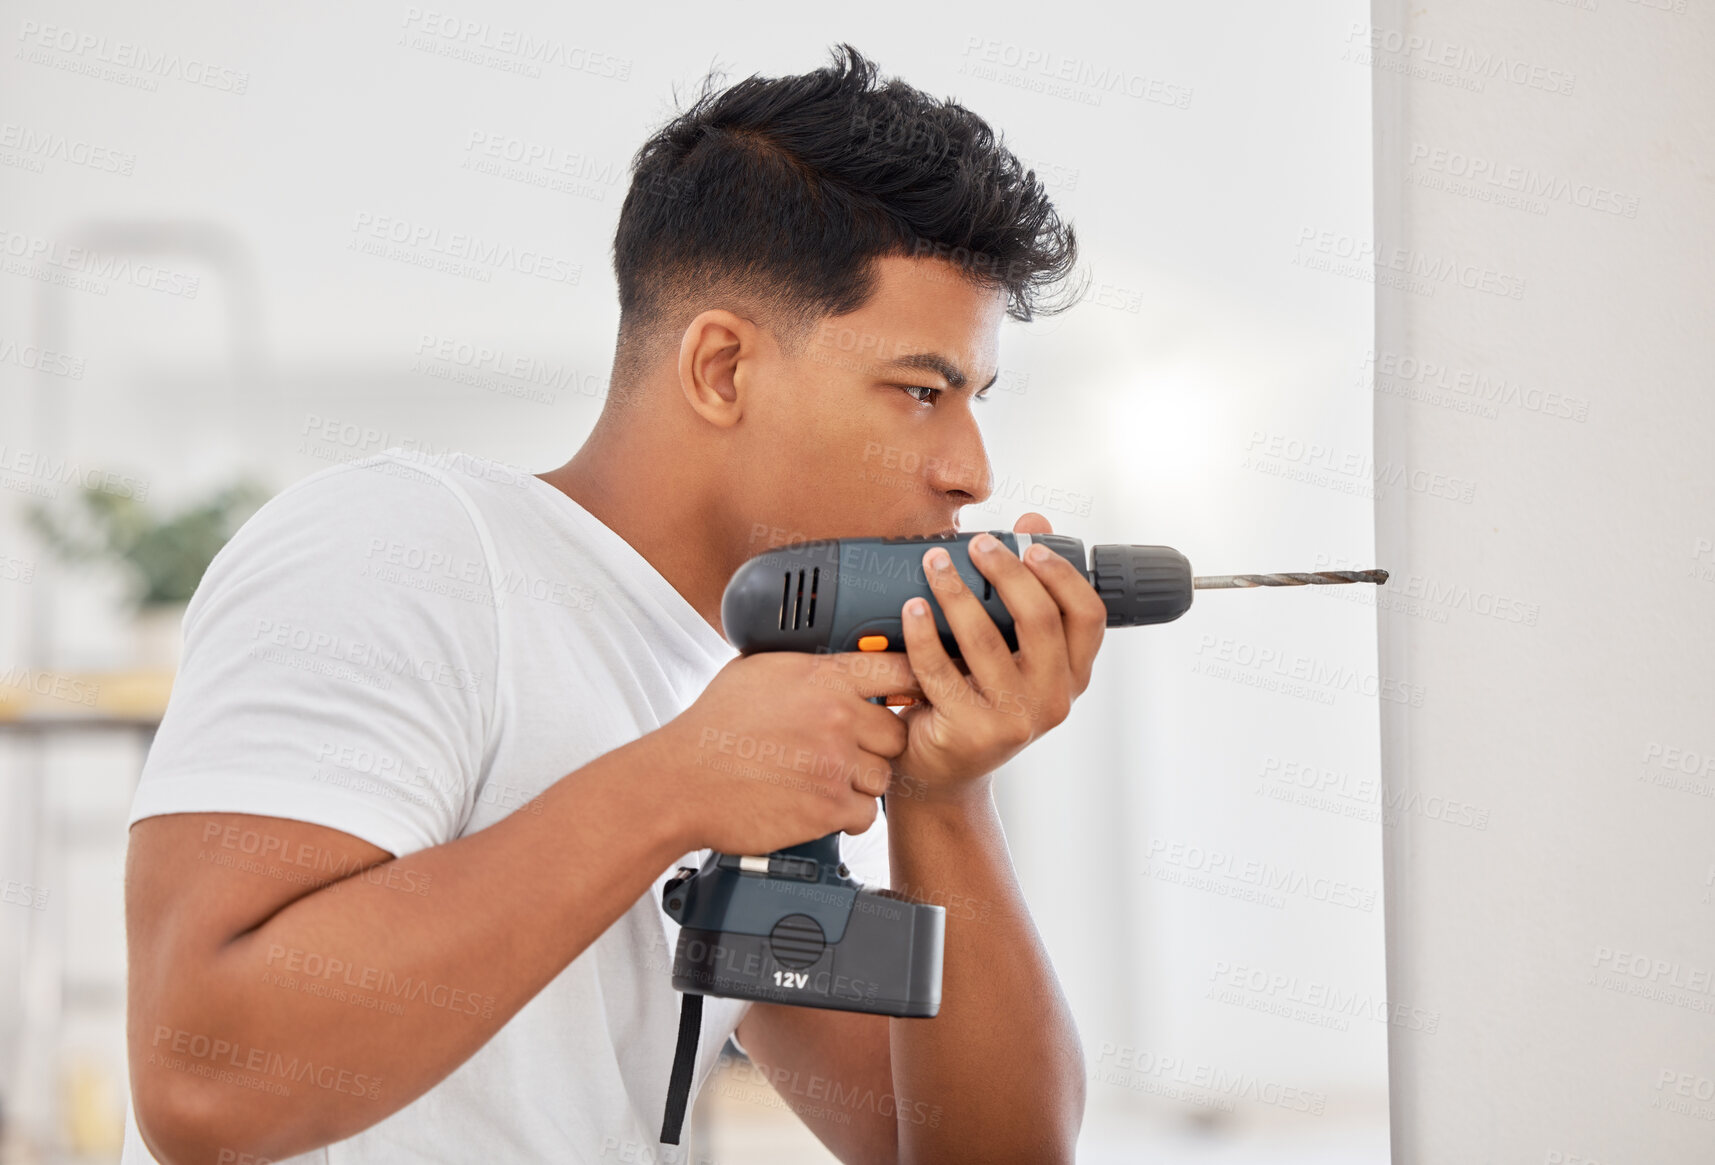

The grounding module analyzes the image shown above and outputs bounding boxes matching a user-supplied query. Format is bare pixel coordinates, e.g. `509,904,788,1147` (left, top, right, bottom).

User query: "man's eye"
900,385,939,404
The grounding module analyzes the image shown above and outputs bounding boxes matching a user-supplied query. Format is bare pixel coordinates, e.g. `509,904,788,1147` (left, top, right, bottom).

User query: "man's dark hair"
609,43,1081,384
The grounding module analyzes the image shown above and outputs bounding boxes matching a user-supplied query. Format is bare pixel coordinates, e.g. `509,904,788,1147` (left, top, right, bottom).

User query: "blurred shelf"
0,670,172,735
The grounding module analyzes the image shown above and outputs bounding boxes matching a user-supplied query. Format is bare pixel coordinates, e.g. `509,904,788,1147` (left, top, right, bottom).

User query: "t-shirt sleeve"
128,457,499,858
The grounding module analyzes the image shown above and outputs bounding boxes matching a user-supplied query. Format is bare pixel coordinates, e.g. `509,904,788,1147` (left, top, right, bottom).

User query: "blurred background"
0,2,1387,1161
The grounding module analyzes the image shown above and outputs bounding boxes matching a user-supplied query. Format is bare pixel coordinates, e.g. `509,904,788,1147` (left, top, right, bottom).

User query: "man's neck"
537,418,736,637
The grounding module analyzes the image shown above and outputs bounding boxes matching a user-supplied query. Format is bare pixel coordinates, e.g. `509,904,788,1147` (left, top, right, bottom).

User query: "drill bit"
1192,568,1389,590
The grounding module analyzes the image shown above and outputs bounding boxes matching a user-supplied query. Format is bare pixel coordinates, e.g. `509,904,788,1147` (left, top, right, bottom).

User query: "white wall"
1370,1,1715,1160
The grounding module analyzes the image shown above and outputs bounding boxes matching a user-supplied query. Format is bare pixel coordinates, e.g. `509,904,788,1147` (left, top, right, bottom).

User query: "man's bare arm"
126,645,910,1165
886,783,1083,1163
735,1002,898,1163
126,731,697,1165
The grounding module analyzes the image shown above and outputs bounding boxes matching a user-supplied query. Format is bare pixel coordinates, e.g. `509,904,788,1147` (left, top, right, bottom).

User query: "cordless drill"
658,530,1384,1141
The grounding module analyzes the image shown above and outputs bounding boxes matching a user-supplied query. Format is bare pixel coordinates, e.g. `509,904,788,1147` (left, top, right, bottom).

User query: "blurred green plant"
26,479,272,609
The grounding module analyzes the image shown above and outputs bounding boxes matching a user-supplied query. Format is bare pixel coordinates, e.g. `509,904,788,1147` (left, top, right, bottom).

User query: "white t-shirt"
121,447,890,1165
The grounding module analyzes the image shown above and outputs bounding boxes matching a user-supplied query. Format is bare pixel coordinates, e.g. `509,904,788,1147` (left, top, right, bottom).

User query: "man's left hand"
889,512,1108,804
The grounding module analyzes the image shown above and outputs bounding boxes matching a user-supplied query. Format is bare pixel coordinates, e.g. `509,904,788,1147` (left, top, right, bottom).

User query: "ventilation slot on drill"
769,914,827,970
779,568,821,631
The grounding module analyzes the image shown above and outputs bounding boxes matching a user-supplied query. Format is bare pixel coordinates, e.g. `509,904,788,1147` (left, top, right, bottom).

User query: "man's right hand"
652,650,920,855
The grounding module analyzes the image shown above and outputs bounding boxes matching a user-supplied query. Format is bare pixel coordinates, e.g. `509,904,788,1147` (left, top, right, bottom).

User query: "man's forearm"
885,779,1085,1164
129,730,695,1164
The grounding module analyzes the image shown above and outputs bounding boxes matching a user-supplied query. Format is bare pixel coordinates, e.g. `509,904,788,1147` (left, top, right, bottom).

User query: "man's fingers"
898,593,975,710
1022,541,1108,688
811,650,921,700
854,700,909,759
839,787,882,832
1011,511,1054,536
969,533,1070,684
921,545,1019,696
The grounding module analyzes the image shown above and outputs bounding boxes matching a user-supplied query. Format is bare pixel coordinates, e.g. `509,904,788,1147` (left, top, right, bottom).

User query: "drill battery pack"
662,841,944,1017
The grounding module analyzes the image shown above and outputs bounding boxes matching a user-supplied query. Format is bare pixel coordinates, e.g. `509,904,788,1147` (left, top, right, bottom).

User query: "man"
124,43,1098,1165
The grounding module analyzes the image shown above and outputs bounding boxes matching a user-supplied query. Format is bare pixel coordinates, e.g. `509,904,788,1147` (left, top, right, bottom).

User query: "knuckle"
849,799,878,832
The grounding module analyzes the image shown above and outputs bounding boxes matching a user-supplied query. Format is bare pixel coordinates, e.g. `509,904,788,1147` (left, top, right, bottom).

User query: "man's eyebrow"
886,352,999,392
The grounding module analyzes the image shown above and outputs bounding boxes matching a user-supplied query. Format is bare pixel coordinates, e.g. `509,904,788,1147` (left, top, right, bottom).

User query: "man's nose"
924,411,993,505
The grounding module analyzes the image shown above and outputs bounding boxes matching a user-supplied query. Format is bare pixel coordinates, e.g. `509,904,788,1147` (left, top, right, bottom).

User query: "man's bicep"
733,1002,898,1165
126,812,391,967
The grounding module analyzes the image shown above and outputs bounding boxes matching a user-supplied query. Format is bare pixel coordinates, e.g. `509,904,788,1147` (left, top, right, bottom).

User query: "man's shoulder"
233,447,527,555
273,445,533,513
189,448,518,622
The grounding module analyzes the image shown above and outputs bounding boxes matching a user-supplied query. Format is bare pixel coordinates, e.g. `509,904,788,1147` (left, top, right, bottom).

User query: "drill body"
721,530,1192,657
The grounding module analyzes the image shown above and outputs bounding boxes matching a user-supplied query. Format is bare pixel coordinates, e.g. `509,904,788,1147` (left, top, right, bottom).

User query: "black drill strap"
660,991,702,1145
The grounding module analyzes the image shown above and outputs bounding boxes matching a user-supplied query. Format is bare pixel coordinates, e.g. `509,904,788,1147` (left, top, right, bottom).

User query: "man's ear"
676,309,757,428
